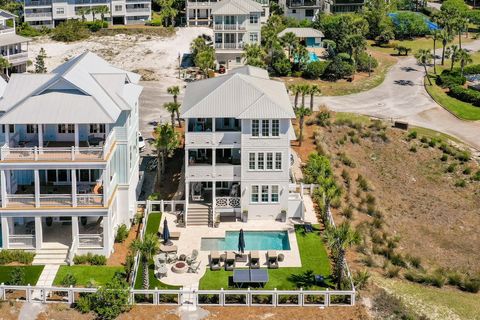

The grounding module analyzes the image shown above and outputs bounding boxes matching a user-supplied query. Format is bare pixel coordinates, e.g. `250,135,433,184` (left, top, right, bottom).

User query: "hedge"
461,64,480,76
0,250,35,265
448,85,480,107
436,70,466,88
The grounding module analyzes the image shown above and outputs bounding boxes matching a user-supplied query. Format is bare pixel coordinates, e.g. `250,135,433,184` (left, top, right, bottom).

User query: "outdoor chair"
304,223,313,233
250,251,260,269
188,261,201,274
210,251,221,271
167,252,178,263
225,251,236,271
186,249,199,265
267,251,279,269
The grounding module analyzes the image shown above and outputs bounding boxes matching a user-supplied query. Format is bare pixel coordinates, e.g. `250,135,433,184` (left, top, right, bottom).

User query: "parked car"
138,132,145,152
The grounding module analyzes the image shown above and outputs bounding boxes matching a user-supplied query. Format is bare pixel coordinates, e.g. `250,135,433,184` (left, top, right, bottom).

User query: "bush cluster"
435,70,466,88
73,253,106,265
51,20,90,42
303,61,329,79
115,224,129,243
449,85,480,107
0,250,35,265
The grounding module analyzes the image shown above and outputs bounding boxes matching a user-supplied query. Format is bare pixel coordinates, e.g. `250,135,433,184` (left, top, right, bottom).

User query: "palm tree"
96,6,109,25
323,223,361,289
242,44,266,68
456,17,469,49
432,30,441,74
289,84,300,109
154,123,180,180
131,233,159,290
293,44,309,71
167,86,181,127
308,85,321,111
194,47,215,79
295,105,312,146
299,84,310,107
281,32,298,60
415,49,433,85
446,45,460,72
77,7,90,22
164,102,180,128
0,57,11,79
457,49,473,76
438,29,453,66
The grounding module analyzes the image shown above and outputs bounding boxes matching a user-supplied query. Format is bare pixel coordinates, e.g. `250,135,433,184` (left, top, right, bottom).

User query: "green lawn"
199,225,333,290
53,266,124,287
0,266,44,285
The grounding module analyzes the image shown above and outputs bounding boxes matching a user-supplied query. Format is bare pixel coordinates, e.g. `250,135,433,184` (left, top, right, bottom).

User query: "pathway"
315,40,480,151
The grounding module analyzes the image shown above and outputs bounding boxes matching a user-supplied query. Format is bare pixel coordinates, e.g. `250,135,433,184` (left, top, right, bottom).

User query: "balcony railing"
215,197,240,208
25,12,52,18
4,193,104,208
9,235,35,248
0,28,15,35
7,194,35,207
126,7,150,12
79,234,103,248
185,131,241,146
39,194,72,207
25,0,52,6
6,52,29,63
77,194,103,207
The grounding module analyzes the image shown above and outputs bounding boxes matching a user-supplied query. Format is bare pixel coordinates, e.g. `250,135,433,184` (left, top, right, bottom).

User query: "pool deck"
157,195,319,287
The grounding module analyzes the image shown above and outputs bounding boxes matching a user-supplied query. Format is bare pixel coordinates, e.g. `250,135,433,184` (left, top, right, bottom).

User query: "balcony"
5,194,103,208
287,0,320,7
25,12,52,18
126,7,150,13
0,27,15,35
213,24,246,31
25,0,52,6
185,132,241,146
6,51,29,65
215,43,244,50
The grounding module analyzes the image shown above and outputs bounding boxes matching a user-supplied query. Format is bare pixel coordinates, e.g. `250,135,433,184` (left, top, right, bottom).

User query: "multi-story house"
279,0,364,20
212,0,262,68
0,10,30,74
0,52,141,264
180,66,303,226
23,0,151,28
186,0,269,27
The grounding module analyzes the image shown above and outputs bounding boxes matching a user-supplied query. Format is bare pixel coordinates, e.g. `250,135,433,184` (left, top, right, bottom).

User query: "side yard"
53,266,124,287
0,266,44,285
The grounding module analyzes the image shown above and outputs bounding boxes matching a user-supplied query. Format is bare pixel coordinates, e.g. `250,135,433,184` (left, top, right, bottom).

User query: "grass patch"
145,211,161,236
53,266,123,287
425,75,480,121
408,126,462,144
368,36,473,55
199,225,332,290
0,266,44,285
334,112,372,126
378,277,480,320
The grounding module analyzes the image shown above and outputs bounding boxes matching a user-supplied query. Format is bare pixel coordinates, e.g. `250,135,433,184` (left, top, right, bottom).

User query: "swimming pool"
200,231,291,251
309,52,319,62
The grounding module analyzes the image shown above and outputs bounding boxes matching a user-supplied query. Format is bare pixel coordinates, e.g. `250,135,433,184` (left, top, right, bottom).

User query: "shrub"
405,255,421,269
353,269,371,289
460,278,480,293
454,179,466,188
446,271,463,286
323,55,355,81
455,150,471,162
409,145,417,153
315,109,331,127
448,85,480,106
356,52,378,72
407,130,417,140
472,170,480,181
303,61,329,79
17,22,47,37
273,57,292,76
446,163,456,173
440,154,448,162
51,20,89,42
462,63,480,75
73,253,106,266
385,266,401,278
7,268,25,285
390,254,407,268
463,167,472,175
0,250,35,265
85,21,107,32
61,273,77,287
426,272,446,288
435,70,466,88
115,224,129,243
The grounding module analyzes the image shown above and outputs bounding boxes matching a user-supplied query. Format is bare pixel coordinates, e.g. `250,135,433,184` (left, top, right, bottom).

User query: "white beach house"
0,10,30,74
181,66,304,226
0,52,141,264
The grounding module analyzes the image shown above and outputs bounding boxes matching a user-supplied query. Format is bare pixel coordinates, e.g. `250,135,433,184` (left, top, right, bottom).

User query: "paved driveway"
317,41,480,150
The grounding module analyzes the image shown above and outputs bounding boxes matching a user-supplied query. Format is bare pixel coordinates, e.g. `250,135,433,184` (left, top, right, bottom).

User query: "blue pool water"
200,231,291,251
309,52,319,62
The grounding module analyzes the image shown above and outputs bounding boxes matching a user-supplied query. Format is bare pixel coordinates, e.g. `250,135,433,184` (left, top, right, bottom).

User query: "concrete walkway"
315,40,480,151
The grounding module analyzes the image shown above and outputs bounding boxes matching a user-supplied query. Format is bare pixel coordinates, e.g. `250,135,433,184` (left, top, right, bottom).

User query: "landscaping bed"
199,225,332,290
52,266,124,287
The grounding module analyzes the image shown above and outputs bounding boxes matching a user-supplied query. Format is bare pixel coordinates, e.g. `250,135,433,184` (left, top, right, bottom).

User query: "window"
249,15,258,24
236,56,242,63
26,124,37,134
252,120,259,136
58,170,68,182
305,9,314,17
58,124,74,133
275,152,282,170
271,185,279,202
115,5,122,11
2,124,15,134
261,185,269,202
272,119,279,136
292,9,296,14
56,7,64,14
257,153,264,170
261,120,269,137
249,32,258,43
251,185,259,203
249,153,256,170
266,152,273,170
89,124,106,133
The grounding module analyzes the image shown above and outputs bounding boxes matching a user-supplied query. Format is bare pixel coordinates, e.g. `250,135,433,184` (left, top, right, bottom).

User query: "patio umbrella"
238,229,245,254
163,219,171,245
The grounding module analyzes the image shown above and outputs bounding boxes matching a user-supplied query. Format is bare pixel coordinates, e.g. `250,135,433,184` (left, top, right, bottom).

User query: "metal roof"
278,28,325,39
0,9,17,19
0,52,142,124
181,68,294,119
0,33,30,47
229,65,269,79
212,0,262,15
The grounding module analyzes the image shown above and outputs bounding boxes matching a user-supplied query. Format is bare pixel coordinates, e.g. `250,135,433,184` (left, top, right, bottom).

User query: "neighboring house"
186,0,269,27
0,10,30,74
278,27,324,48
23,0,151,28
180,66,304,226
0,52,142,264
212,0,262,68
279,0,364,20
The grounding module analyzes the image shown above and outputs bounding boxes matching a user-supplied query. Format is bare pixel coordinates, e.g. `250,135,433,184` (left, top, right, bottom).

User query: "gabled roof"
181,67,294,119
212,0,262,15
0,52,142,124
278,27,325,39
229,65,269,79
0,9,17,19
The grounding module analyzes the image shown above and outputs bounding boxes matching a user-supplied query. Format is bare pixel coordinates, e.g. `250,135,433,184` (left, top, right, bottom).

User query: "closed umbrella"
163,219,171,245
238,229,245,254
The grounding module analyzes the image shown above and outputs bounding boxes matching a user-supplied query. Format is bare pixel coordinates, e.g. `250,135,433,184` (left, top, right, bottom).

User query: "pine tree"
35,48,47,73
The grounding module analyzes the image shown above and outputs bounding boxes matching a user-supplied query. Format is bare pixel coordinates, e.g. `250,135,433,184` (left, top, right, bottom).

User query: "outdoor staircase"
186,203,212,226
32,243,69,265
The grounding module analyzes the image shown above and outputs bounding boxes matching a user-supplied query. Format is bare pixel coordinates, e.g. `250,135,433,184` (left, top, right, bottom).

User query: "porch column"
37,124,43,150
104,124,110,139
71,169,77,207
212,180,216,222
34,216,42,249
185,181,189,226
103,215,110,256
74,124,79,148
34,169,40,208
0,170,7,208
1,216,9,248
4,127,9,147
71,216,79,246
102,168,109,206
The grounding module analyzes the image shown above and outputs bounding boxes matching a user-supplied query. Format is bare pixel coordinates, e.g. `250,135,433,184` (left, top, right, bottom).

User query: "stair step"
32,259,67,265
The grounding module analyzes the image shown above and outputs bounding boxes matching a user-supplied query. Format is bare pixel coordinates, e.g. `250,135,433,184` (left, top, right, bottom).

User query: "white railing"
0,28,15,35
77,194,103,207
185,131,241,146
39,194,71,207
6,194,35,207
67,237,78,265
7,52,28,63
107,174,118,201
78,234,103,248
0,146,104,161
215,197,240,208
223,43,238,49
25,12,52,18
0,285,355,307
126,7,150,12
8,235,35,248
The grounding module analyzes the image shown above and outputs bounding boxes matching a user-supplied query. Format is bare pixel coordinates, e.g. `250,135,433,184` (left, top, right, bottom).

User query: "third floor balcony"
185,118,241,146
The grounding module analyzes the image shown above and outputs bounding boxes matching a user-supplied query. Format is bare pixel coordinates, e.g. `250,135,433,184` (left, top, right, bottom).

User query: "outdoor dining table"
233,269,269,288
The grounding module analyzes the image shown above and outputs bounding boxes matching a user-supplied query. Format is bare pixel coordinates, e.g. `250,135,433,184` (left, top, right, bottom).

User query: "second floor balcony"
25,0,52,7
186,118,241,146
187,148,241,179
287,0,321,7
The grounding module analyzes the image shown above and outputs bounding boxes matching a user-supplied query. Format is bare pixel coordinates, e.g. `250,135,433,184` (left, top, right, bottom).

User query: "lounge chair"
187,249,199,265
250,251,260,269
267,251,279,269
210,251,222,271
225,251,236,271
188,261,201,273
160,244,178,253
167,252,178,263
